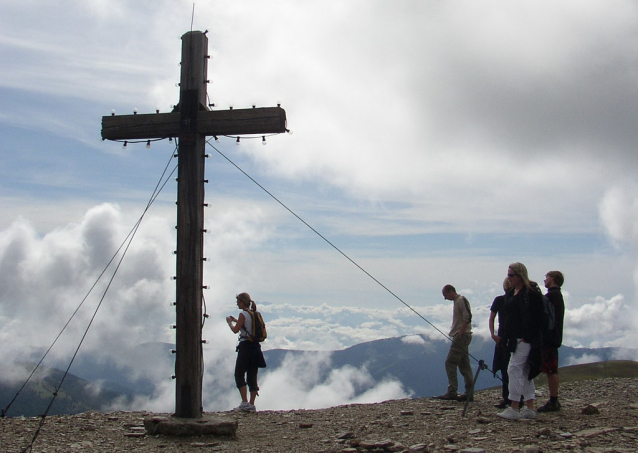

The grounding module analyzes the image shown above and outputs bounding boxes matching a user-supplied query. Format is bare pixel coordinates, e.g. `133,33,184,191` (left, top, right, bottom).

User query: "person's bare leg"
239,385,248,402
548,373,559,397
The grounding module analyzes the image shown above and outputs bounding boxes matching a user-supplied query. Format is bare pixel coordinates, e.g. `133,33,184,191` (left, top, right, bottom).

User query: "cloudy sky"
2,1,638,412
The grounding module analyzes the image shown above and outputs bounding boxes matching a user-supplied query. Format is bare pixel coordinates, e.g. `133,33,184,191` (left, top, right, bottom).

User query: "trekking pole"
462,359,487,417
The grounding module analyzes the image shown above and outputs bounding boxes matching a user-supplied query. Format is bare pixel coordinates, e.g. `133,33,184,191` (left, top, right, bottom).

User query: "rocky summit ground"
1,377,637,453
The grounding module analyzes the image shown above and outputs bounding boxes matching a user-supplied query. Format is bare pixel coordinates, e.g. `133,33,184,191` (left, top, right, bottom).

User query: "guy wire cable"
206,138,498,376
3,141,178,419
16,143,178,452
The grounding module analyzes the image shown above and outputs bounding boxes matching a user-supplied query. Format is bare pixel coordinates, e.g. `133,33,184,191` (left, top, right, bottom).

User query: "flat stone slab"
574,426,620,438
143,414,237,437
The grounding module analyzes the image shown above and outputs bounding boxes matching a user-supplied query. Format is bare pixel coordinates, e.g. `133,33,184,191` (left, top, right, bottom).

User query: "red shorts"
541,347,559,374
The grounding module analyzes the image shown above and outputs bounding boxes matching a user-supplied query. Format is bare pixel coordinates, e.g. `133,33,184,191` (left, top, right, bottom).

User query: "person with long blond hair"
497,262,544,420
226,292,266,412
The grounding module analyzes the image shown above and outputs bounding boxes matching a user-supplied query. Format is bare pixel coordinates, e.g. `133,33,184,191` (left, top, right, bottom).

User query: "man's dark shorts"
541,347,559,374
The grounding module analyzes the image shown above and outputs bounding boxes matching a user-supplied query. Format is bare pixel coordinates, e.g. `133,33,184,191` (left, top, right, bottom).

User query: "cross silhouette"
101,31,287,418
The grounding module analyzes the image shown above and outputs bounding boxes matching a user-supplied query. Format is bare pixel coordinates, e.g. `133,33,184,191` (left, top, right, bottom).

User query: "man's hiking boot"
494,399,510,409
434,392,458,401
457,393,473,402
537,399,561,413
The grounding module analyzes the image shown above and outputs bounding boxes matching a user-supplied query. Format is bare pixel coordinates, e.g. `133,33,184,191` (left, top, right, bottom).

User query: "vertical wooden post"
174,31,207,419
101,30,286,420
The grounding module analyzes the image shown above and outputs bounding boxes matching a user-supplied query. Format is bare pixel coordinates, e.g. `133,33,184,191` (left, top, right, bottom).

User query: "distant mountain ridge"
0,364,134,418
263,335,638,398
2,335,636,417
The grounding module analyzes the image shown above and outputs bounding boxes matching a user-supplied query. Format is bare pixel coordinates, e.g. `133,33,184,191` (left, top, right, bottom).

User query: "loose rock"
1,377,637,452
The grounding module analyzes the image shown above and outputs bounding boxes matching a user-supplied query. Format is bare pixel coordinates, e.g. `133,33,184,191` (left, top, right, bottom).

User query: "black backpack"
531,284,555,332
541,294,555,331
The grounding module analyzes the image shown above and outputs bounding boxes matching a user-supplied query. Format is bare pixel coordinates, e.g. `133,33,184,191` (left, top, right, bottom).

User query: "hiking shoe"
232,402,252,412
497,407,521,420
434,392,459,401
494,399,510,409
246,404,257,413
537,400,561,413
520,407,537,419
457,393,474,402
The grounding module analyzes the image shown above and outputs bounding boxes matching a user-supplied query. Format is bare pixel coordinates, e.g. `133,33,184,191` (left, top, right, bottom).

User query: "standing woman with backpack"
226,292,266,412
497,262,544,420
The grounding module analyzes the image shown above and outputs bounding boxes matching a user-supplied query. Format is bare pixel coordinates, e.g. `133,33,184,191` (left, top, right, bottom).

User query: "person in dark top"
537,270,565,412
496,262,544,420
489,277,512,408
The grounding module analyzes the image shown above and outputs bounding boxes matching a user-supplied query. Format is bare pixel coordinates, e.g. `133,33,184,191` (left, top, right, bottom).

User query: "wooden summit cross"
101,31,287,418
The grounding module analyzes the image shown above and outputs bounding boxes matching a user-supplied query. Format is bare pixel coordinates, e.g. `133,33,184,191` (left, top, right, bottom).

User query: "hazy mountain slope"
0,365,132,418
2,336,636,417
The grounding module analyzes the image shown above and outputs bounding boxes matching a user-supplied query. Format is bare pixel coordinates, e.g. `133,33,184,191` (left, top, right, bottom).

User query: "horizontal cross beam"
101,106,287,141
